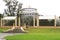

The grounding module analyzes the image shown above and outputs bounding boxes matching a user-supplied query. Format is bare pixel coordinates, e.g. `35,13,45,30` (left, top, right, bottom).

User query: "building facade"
19,8,39,27
1,4,39,27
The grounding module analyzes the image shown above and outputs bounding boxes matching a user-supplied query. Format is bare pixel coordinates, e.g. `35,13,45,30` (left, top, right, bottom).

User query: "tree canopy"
3,0,22,16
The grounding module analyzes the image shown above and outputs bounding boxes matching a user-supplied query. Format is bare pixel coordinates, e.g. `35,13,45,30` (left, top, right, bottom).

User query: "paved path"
0,33,17,40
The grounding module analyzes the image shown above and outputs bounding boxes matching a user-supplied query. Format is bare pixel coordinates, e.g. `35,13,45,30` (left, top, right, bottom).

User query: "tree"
3,0,22,16
3,0,22,26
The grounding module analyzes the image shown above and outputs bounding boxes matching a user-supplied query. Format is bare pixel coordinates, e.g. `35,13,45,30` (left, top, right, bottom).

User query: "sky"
0,0,60,16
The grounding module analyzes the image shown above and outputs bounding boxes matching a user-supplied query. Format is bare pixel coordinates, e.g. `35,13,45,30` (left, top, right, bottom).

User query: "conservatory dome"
22,8,37,13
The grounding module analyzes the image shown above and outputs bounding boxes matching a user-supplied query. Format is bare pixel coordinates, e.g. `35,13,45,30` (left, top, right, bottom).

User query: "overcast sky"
0,0,60,16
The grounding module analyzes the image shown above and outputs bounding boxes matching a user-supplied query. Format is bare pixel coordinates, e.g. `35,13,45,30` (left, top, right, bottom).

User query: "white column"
37,16,39,27
15,18,17,26
33,16,35,27
2,20,4,26
1,18,2,27
19,17,20,27
55,15,56,28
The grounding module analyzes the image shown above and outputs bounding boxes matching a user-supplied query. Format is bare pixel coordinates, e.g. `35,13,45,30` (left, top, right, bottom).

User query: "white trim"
2,16,17,20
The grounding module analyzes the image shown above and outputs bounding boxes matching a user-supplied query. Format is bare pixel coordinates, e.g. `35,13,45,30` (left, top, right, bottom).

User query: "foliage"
39,19,54,26
3,0,22,16
0,14,3,18
0,28,9,32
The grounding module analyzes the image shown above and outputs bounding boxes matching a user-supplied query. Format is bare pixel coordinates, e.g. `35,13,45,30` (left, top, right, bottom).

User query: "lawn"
5,28,60,40
0,28,9,32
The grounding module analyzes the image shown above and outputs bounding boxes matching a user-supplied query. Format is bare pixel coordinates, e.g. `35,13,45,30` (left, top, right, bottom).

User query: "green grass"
5,28,60,40
0,28,9,32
